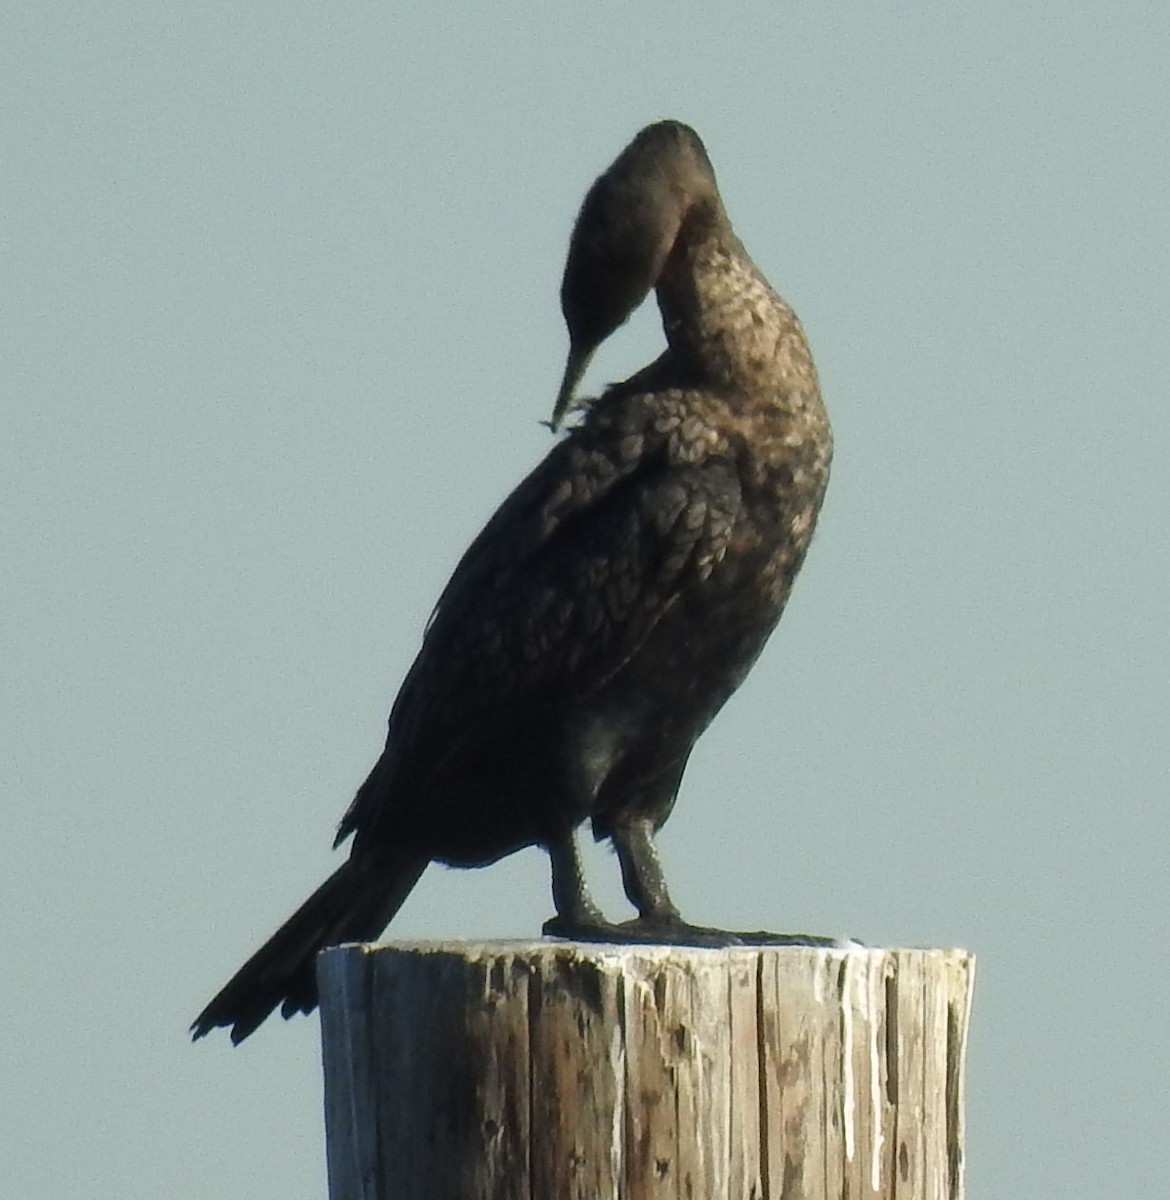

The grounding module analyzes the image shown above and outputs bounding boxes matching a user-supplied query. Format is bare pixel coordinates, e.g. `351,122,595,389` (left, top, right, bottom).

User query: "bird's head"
550,121,720,430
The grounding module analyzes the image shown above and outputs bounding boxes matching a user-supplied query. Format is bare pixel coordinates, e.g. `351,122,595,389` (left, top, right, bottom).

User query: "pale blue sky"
4,4,1167,1197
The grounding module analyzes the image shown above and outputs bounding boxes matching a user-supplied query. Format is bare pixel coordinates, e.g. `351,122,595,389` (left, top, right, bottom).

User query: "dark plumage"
193,120,832,1043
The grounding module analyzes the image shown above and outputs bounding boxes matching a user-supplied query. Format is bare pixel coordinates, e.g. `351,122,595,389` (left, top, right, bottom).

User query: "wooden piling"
318,941,974,1200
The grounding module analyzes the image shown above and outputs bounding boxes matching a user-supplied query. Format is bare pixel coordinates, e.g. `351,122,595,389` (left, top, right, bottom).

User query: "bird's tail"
191,851,426,1044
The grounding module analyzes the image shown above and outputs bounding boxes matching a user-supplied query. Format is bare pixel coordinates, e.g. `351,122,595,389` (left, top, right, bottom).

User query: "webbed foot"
543,916,845,949
543,913,739,945
719,928,843,948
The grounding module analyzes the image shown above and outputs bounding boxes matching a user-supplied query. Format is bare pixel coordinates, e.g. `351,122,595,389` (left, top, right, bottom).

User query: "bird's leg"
541,823,708,943
544,817,741,947
609,818,742,945
612,816,681,924
612,818,841,948
542,828,611,937
541,820,840,948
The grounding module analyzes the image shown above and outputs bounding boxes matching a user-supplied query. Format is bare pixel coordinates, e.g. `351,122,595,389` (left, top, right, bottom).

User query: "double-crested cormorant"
193,120,832,1043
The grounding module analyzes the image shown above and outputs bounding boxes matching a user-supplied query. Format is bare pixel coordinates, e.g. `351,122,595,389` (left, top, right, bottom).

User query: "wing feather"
335,413,741,845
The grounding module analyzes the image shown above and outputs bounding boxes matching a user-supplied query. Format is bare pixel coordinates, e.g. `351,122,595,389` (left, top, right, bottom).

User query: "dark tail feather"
191,852,426,1044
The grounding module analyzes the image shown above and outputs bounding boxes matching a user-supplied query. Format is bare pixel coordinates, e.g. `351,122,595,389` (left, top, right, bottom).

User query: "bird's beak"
549,342,595,432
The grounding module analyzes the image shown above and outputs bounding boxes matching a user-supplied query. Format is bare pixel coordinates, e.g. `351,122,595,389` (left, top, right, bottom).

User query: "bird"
192,119,832,1044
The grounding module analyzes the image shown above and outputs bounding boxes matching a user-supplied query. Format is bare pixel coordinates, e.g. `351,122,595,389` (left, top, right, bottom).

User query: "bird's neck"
655,212,809,403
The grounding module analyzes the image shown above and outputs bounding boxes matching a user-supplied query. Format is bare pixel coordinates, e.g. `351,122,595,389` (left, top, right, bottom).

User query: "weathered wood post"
318,941,974,1200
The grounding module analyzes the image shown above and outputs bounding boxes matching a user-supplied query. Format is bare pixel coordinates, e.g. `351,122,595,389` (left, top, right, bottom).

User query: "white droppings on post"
693,994,711,1194
841,950,856,1163
608,1020,625,1186
868,951,885,1193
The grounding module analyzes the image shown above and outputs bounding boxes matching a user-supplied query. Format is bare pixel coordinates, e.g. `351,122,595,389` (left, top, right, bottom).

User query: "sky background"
4,4,1167,1197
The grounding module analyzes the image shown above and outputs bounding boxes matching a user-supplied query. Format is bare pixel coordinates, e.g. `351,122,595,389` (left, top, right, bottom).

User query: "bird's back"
342,309,830,862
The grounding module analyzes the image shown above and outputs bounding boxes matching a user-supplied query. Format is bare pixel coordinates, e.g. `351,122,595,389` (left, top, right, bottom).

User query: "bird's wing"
335,416,741,844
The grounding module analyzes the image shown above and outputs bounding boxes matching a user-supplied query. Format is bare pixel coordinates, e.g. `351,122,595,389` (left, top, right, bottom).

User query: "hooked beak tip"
549,343,594,432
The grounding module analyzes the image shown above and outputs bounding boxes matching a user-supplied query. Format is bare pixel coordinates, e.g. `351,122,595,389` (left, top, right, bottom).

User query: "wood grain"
319,941,974,1200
